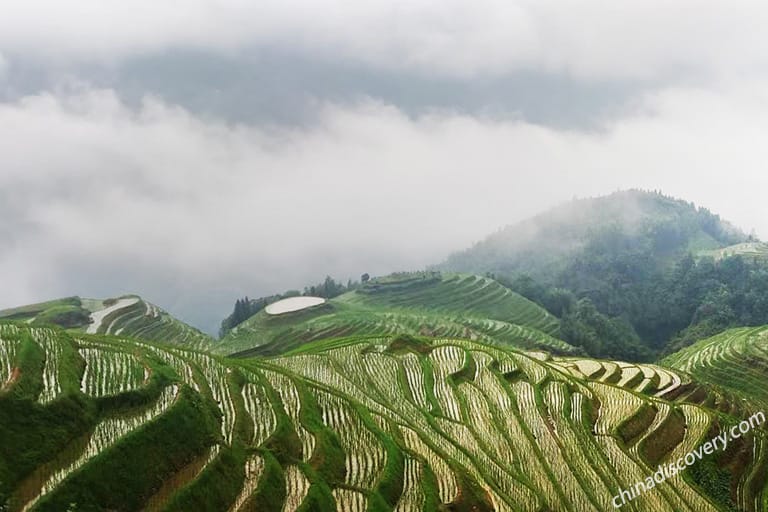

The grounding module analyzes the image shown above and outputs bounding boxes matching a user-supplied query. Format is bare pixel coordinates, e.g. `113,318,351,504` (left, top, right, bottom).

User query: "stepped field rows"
1,322,766,511
29,328,65,404
228,310,577,358
22,384,180,512
698,242,768,262
0,296,213,350
337,274,561,335
78,346,149,397
220,273,568,357
82,297,214,349
551,357,688,398
0,324,21,391
663,326,768,408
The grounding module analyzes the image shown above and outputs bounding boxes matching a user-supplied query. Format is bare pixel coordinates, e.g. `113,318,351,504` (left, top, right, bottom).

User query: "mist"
2,1,768,334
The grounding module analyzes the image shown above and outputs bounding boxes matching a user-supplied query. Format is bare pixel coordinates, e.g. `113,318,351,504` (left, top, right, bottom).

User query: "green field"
1,322,764,511
219,273,564,356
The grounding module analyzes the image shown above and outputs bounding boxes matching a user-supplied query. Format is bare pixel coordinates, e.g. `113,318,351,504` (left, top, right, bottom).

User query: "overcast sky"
3,1,768,334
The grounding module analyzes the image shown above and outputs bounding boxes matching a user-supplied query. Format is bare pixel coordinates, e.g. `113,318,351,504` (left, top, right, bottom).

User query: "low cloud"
3,1,768,81
1,82,767,332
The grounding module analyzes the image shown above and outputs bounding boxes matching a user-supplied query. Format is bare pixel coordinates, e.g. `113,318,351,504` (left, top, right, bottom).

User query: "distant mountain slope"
439,190,761,355
218,272,565,356
1,323,764,511
0,295,212,348
442,190,746,279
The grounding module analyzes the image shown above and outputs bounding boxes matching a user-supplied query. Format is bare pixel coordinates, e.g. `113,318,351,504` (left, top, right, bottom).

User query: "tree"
322,276,337,298
560,298,651,361
542,288,576,317
220,296,264,337
361,273,370,283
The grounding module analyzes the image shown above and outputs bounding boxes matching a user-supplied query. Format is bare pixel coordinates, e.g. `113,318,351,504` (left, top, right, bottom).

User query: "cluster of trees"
221,297,268,335
219,275,362,337
655,254,768,353
502,249,768,360
498,274,652,360
303,276,357,298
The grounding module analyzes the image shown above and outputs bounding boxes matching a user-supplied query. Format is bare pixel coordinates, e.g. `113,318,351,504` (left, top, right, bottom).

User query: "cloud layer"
3,1,768,332
3,1,768,80
2,81,767,331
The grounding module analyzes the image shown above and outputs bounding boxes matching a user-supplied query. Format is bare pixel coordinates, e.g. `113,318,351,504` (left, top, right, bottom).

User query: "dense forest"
499,250,768,360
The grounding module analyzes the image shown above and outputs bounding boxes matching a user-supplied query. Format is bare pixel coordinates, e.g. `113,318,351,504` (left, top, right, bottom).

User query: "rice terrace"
4,215,768,512
2,1,768,508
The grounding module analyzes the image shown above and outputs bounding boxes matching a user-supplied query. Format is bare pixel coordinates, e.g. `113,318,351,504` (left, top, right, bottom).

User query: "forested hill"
440,190,767,358
442,190,746,278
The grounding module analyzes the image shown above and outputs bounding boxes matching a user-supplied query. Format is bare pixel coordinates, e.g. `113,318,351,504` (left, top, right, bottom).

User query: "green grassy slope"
663,326,768,408
0,296,213,348
219,273,564,356
1,322,764,511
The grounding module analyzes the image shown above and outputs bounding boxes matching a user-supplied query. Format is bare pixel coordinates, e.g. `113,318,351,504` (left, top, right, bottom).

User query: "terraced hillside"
0,296,212,348
698,242,768,263
664,326,768,408
220,273,564,356
234,310,576,358
552,357,690,399
1,322,764,511
339,273,560,334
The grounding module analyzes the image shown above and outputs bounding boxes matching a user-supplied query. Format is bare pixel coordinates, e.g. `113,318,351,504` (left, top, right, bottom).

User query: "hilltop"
1,322,765,511
0,296,212,349
442,190,746,278
217,272,571,357
438,190,768,356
